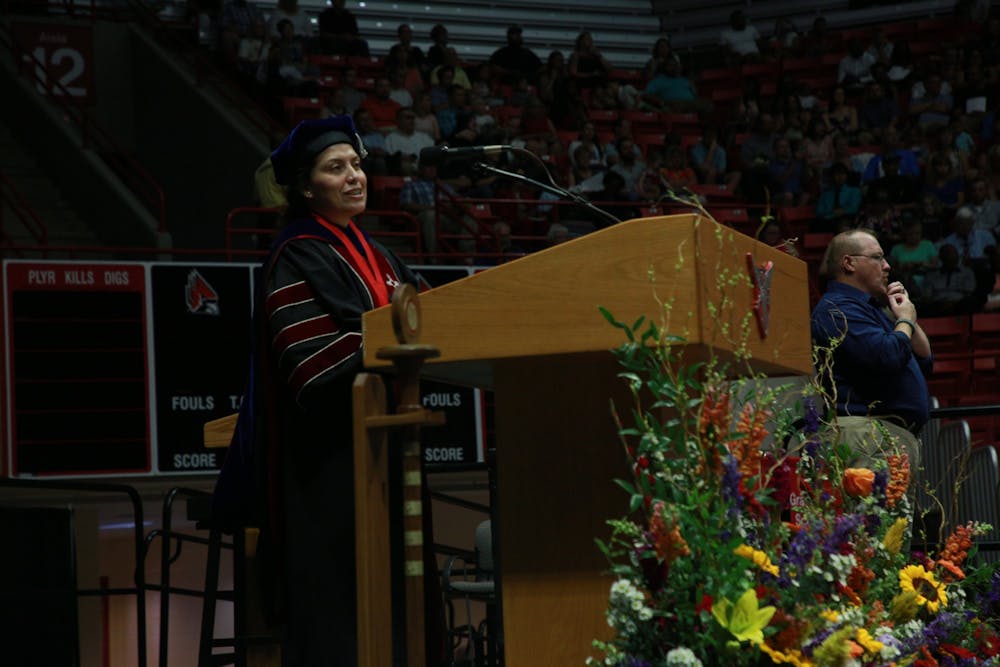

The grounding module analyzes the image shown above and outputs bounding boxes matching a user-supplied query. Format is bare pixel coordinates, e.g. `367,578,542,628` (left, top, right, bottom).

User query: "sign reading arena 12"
1,260,483,477
11,20,95,104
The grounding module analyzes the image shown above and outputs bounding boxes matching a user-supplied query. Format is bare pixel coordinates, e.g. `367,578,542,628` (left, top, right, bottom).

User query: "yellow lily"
711,589,776,645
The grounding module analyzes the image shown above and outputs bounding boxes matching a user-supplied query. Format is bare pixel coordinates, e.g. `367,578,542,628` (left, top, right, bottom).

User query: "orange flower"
940,523,976,567
649,501,690,565
936,559,966,582
885,453,910,508
729,402,771,478
843,468,875,497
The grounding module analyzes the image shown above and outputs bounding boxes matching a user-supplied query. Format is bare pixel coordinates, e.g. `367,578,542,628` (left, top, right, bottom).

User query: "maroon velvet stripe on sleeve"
265,281,315,316
271,315,339,359
287,332,363,396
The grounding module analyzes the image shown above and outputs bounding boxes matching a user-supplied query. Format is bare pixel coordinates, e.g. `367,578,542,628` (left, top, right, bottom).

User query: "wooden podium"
362,214,812,665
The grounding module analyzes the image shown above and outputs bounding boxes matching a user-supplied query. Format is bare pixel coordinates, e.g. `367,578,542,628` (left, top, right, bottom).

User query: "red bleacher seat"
802,232,833,264
926,358,971,406
283,96,325,125
307,54,346,74
709,206,751,233
972,356,1000,396
622,110,665,135
920,316,971,359
587,108,620,132
688,182,737,201
369,175,410,208
972,313,1000,352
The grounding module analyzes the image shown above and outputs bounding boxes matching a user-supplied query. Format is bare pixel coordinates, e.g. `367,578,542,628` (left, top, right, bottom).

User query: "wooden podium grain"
362,213,812,665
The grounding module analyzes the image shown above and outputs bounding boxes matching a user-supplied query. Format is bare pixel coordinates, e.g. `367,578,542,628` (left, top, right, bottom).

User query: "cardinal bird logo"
185,269,220,315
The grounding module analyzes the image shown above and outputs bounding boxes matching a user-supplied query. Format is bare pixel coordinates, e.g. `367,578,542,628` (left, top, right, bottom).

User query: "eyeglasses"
847,253,887,263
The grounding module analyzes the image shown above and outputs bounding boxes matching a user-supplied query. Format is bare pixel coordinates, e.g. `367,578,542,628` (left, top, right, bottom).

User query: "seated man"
918,243,979,315
811,229,933,472
399,161,477,263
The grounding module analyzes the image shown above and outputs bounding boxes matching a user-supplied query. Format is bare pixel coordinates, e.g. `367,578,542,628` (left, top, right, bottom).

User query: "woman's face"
306,143,367,225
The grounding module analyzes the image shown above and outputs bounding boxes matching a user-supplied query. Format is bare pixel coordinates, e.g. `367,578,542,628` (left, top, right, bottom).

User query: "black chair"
441,519,498,667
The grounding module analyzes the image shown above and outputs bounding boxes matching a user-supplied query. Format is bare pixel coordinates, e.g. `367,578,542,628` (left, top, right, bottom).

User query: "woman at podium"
215,114,417,666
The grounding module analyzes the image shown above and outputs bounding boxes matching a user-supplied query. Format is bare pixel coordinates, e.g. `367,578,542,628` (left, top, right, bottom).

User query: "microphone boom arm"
471,148,622,228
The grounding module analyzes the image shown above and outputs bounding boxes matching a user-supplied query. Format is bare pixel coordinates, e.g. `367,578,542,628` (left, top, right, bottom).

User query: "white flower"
665,646,704,667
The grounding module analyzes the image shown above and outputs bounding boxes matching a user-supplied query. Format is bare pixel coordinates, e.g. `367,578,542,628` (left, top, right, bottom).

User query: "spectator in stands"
265,0,311,40
801,16,834,57
769,18,801,59
916,193,948,241
537,50,567,107
427,23,450,69
802,118,835,176
400,161,476,263
429,66,456,110
431,49,471,90
352,108,388,175
816,162,862,230
518,96,558,149
938,206,996,271
385,108,435,176
235,19,270,81
867,152,920,211
386,24,426,76
691,125,740,191
919,243,980,315
636,148,667,202
830,135,868,185
387,65,419,107
811,229,932,466
769,137,811,207
323,87,350,117
909,73,954,128
568,121,606,171
740,113,779,202
581,170,639,227
660,145,699,195
412,92,441,142
823,86,859,137
602,118,638,167
547,223,574,245
966,176,1000,238
855,187,904,242
889,219,938,292
338,67,367,114
641,58,705,114
837,40,876,92
886,41,914,89
316,0,368,56
490,25,542,86
858,80,900,145
865,26,894,68
568,30,613,91
924,151,966,212
359,76,402,134
610,138,646,197
268,18,319,96
643,36,681,82
861,129,921,184
758,219,800,257
219,0,264,64
718,9,763,64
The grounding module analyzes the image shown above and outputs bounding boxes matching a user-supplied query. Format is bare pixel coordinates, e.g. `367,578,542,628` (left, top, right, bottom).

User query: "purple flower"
619,657,652,667
824,513,863,554
803,396,819,435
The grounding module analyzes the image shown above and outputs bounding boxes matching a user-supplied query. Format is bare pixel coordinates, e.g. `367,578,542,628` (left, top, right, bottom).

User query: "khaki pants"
829,416,921,474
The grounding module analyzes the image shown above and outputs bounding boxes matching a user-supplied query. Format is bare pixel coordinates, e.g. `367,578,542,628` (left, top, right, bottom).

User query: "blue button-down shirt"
811,281,933,428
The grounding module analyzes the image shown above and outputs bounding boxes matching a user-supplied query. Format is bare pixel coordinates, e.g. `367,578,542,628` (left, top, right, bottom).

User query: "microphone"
419,144,512,166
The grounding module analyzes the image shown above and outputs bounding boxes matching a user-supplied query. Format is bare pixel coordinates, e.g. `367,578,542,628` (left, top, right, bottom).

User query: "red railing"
0,21,168,233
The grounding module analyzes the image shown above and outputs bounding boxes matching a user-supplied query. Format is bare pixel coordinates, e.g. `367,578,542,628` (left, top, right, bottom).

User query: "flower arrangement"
589,308,1000,667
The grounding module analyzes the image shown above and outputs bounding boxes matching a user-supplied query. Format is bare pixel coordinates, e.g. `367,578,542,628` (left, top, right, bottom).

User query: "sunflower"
898,564,948,613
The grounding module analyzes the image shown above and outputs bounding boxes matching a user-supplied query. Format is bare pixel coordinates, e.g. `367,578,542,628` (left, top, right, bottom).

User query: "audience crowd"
197,0,1000,305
